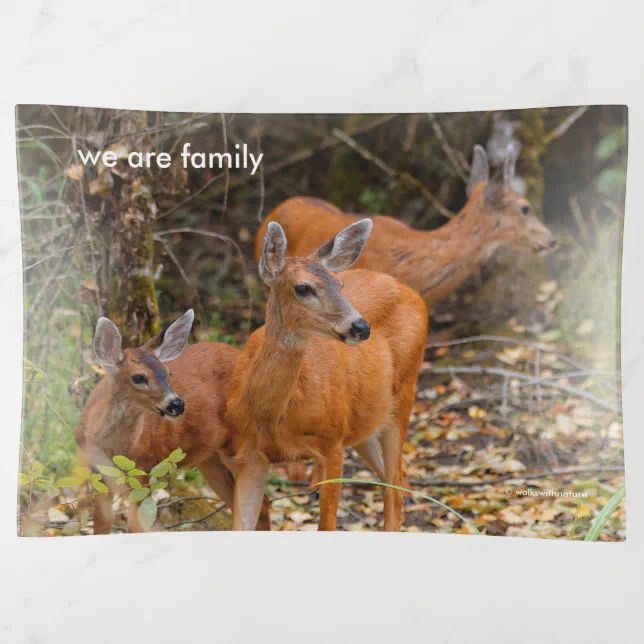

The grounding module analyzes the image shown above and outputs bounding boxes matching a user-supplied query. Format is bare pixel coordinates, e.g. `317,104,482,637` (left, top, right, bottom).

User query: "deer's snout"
164,397,185,417
348,318,371,342
536,234,557,255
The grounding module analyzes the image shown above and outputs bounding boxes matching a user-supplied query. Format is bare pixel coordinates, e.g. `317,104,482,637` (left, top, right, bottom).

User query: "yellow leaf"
577,504,593,519
65,164,84,181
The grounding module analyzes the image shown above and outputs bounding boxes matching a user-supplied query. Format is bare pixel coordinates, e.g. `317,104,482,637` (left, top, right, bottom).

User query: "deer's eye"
131,374,148,385
521,205,531,216
294,284,315,297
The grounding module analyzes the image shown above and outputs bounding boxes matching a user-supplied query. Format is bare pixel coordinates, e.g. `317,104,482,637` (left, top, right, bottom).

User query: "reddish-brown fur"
75,339,270,534
227,225,428,530
255,189,555,310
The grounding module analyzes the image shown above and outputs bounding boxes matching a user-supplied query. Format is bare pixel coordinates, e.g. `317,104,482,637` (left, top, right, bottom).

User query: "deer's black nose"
349,318,371,341
549,238,557,249
166,397,185,416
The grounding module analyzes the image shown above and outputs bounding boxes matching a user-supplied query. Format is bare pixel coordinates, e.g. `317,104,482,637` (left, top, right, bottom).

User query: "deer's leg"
93,489,114,535
354,436,386,481
232,459,269,531
380,421,405,532
310,459,324,487
286,460,309,483
200,453,235,508
127,502,145,533
317,444,344,531
380,383,416,532
200,453,272,531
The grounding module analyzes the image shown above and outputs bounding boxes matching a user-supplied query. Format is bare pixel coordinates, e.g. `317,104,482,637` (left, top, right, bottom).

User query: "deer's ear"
145,309,194,363
259,222,287,284
94,318,124,370
503,145,517,188
308,219,373,273
466,145,489,197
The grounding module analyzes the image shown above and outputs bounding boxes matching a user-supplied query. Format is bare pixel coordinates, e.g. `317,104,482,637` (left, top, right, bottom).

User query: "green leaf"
62,521,81,536
31,460,44,477
113,455,136,471
149,476,158,484
150,461,170,478
585,487,626,542
116,475,127,485
74,466,91,480
168,448,186,464
595,126,626,161
128,477,142,490
97,465,124,478
91,479,109,494
56,475,84,488
137,497,157,531
89,472,101,481
18,473,30,485
152,481,169,491
127,469,147,477
128,488,151,503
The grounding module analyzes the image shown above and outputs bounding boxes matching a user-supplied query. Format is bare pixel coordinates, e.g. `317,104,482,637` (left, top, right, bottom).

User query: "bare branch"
220,113,230,219
421,364,619,414
427,113,469,182
332,128,454,220
157,172,224,219
545,106,588,145
255,116,265,222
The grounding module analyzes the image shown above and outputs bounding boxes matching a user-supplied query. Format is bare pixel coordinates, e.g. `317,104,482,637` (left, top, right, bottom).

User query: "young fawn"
75,310,270,534
226,220,428,531
255,145,557,310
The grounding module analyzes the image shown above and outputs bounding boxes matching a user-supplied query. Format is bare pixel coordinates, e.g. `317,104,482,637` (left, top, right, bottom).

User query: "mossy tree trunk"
517,108,547,214
93,113,161,346
103,220,159,346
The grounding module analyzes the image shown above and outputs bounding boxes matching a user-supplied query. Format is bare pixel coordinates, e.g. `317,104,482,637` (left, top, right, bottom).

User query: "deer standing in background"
255,145,556,311
75,310,270,534
226,220,428,531
256,145,556,483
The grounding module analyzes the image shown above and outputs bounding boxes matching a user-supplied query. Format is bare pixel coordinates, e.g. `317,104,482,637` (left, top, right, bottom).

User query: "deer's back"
256,196,419,273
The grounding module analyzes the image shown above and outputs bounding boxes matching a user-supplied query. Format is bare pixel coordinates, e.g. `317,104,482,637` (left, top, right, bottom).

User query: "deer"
226,219,428,531
74,310,270,534
255,145,556,312
255,145,556,484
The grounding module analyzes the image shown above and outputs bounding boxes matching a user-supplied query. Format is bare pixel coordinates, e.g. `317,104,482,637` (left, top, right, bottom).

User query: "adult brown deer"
255,145,556,310
75,310,270,534
256,145,556,484
226,220,428,531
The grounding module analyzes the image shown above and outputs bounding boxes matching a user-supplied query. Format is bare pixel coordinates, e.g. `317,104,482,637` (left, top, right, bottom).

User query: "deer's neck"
391,203,499,307
92,380,145,457
244,293,308,431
